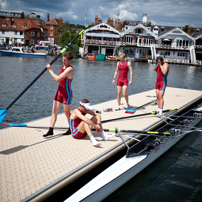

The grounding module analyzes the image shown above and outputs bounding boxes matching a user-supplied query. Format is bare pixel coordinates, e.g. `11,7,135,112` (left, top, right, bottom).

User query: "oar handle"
6,26,88,111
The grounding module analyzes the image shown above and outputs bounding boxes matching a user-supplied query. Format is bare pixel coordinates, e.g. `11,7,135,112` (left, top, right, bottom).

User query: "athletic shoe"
43,132,53,137
63,128,71,135
92,141,101,147
124,104,132,109
43,128,53,137
156,112,162,117
115,106,121,111
102,133,116,141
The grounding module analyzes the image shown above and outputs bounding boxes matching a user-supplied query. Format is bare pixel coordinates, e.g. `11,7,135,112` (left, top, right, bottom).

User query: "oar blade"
125,108,136,114
0,109,7,123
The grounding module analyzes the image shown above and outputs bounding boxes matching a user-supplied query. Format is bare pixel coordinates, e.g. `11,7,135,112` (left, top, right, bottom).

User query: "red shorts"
72,128,87,139
155,80,167,91
70,118,87,139
117,78,128,86
54,90,72,105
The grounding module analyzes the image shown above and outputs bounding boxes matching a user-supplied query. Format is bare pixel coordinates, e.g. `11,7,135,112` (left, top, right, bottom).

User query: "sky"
0,0,202,28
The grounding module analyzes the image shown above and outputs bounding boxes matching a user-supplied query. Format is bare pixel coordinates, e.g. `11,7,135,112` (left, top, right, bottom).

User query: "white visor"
80,101,92,110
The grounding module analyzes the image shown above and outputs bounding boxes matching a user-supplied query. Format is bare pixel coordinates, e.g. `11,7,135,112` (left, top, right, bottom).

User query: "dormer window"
2,24,6,27
161,27,165,31
23,25,27,28
13,24,17,28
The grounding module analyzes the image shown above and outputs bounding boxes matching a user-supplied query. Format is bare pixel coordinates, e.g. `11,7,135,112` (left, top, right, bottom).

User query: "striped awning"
86,33,120,38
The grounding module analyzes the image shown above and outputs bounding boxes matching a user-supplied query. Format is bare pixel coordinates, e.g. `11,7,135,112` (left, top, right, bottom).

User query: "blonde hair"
119,53,126,57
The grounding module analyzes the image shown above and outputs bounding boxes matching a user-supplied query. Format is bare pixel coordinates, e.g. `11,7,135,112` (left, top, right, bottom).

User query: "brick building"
0,13,47,46
46,13,64,45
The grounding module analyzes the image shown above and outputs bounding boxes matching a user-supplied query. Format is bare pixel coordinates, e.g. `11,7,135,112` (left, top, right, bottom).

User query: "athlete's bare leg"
117,86,122,106
50,100,62,128
155,89,165,109
123,85,129,104
63,104,71,125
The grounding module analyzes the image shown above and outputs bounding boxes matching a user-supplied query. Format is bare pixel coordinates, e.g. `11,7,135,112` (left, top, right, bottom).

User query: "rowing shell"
64,107,202,202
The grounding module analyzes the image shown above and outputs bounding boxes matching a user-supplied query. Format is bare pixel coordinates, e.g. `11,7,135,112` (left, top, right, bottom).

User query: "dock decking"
0,87,202,202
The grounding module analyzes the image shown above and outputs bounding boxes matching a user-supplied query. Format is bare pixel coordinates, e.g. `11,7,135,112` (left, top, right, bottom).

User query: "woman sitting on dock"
69,99,115,146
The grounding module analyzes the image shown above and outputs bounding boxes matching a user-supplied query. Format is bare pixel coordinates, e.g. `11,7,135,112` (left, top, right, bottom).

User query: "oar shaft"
6,26,88,111
135,99,156,110
107,128,170,135
102,108,179,124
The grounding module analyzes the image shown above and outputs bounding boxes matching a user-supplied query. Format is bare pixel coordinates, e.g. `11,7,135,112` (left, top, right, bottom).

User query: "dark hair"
156,56,164,62
80,98,89,103
63,51,74,60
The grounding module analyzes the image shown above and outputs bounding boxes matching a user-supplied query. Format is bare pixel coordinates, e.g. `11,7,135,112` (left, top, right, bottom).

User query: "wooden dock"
0,87,202,202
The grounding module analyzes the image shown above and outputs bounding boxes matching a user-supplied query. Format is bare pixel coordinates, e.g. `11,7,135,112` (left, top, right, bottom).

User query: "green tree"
182,25,195,33
57,21,81,53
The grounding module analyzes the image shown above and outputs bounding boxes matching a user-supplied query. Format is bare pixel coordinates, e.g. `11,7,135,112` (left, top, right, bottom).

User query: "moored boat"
87,54,96,60
0,47,47,58
64,106,202,202
96,53,105,61
107,56,117,61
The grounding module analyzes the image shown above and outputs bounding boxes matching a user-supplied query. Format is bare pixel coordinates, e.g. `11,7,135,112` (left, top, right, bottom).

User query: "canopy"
86,33,120,38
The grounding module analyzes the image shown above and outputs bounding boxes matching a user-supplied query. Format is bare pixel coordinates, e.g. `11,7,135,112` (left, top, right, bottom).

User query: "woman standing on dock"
153,56,169,116
43,51,74,137
112,53,133,110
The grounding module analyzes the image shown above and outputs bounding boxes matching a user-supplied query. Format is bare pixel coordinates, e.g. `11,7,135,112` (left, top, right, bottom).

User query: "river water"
0,56,202,201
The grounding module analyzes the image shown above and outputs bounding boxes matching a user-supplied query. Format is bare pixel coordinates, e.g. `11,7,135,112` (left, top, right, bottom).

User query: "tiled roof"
0,17,47,31
46,18,63,26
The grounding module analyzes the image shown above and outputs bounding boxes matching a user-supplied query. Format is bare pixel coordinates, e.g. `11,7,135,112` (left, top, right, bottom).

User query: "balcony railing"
156,44,190,50
84,40,192,50
84,39,152,47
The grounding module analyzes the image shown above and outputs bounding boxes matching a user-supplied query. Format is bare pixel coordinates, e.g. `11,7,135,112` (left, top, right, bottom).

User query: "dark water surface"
0,56,202,201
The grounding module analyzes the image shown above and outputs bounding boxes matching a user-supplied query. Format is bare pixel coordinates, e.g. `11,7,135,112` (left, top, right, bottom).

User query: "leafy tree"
182,25,195,33
57,21,82,53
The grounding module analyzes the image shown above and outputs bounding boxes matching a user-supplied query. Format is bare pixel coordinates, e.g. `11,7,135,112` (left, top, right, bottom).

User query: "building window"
2,24,6,27
14,31,17,35
23,25,27,28
21,39,24,42
13,24,17,28
37,32,40,37
50,25,53,29
31,39,35,45
31,32,35,36
135,29,143,34
50,31,53,36
20,31,23,35
124,36,133,43
2,30,5,34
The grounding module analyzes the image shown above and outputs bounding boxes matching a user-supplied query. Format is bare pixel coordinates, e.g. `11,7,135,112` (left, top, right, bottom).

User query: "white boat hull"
64,111,202,202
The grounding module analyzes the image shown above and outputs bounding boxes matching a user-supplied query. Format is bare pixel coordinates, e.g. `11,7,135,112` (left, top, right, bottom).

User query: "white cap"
80,101,92,110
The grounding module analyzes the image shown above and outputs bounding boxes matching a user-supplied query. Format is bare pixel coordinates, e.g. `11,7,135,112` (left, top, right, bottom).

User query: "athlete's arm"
160,62,169,75
74,109,97,128
112,63,119,85
46,64,74,82
128,61,133,85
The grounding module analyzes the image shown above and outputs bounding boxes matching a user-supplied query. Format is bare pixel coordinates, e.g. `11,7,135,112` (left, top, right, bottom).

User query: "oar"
104,128,171,135
102,108,179,124
0,25,89,123
2,122,67,130
2,108,179,129
125,99,157,114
